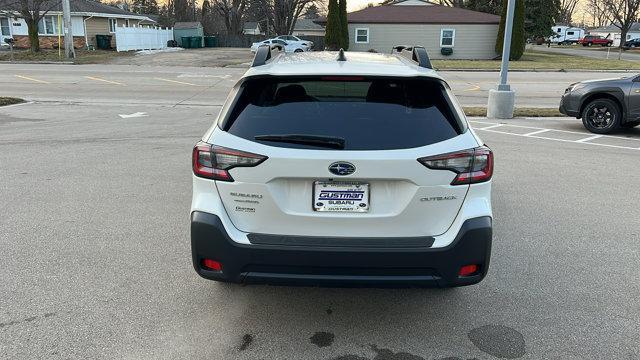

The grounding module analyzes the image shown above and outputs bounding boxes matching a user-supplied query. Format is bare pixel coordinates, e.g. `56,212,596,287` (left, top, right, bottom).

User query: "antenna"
336,49,347,61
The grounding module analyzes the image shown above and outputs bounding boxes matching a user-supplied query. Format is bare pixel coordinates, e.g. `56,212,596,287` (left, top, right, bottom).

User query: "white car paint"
191,51,492,248
276,35,314,48
250,38,309,53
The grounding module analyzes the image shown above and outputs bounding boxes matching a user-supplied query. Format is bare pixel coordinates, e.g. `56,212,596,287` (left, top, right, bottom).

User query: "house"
317,0,500,59
0,0,154,49
243,21,263,35
588,23,640,47
292,18,325,37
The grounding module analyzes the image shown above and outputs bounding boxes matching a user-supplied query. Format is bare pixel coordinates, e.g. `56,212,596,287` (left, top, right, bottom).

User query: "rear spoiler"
391,45,432,69
251,44,284,67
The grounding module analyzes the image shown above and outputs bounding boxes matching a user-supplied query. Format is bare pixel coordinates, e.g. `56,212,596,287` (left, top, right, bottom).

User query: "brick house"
0,0,155,49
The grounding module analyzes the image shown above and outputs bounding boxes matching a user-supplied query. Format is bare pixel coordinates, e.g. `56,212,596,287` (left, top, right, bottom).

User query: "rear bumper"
191,211,492,288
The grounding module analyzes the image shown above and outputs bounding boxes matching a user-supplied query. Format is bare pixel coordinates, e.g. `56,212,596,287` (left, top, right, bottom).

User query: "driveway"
107,48,254,67
532,44,640,61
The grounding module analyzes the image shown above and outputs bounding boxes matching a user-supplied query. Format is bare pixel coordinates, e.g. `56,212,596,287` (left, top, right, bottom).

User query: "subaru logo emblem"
328,162,356,176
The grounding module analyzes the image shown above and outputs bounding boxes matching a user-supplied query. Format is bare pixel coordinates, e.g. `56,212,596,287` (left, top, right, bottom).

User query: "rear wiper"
254,134,345,149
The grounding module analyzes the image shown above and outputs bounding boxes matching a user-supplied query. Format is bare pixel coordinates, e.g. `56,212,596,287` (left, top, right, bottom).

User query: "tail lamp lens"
192,142,267,181
418,146,493,185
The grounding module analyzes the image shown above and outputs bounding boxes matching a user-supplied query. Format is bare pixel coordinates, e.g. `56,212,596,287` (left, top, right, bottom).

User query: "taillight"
192,142,267,181
418,146,493,185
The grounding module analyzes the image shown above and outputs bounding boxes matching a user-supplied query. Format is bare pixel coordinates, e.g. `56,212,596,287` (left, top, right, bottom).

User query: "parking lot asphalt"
1,63,639,360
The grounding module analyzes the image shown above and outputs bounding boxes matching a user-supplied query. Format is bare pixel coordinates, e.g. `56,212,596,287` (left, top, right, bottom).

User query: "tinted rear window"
222,77,464,150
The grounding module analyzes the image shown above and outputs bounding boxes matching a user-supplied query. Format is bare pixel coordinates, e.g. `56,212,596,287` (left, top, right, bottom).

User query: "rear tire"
294,48,304,53
581,98,621,134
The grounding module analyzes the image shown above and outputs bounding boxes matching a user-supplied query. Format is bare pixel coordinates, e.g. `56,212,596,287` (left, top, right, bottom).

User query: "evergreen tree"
495,0,525,60
325,0,341,50
524,0,559,39
339,0,349,50
465,0,502,15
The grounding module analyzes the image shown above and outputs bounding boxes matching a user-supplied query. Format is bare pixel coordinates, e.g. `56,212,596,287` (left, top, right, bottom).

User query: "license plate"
313,181,369,212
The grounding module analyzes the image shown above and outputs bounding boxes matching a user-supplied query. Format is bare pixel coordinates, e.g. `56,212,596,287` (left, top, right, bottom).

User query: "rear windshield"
221,77,465,150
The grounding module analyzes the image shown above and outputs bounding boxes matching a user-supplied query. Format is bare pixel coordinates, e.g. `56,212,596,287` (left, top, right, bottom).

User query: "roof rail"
251,44,284,67
392,45,432,69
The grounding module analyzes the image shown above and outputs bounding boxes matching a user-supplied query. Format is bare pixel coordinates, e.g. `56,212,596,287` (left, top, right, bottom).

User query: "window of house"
109,18,117,32
0,17,10,36
355,28,369,43
440,29,455,47
37,15,58,35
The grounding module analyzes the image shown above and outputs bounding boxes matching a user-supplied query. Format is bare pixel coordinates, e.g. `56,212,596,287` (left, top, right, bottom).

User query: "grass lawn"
0,49,134,64
463,107,563,117
0,97,25,106
433,49,640,71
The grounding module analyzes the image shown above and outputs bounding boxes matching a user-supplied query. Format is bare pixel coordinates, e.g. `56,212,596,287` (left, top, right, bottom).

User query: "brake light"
192,142,267,181
418,146,493,185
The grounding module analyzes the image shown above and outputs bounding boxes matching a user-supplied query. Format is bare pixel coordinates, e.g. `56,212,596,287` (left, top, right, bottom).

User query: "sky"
347,0,382,11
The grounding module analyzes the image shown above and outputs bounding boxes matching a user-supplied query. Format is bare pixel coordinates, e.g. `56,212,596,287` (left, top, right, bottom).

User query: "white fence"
115,26,174,52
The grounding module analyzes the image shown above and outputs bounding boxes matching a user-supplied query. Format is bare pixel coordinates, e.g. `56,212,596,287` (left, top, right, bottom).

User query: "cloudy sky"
346,0,382,11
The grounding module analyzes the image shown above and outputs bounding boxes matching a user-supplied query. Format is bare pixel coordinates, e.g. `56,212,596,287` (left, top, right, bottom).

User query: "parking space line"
469,120,640,142
463,84,481,91
576,134,603,143
85,76,125,86
15,75,50,84
471,121,640,151
523,129,551,136
479,124,503,130
154,77,200,86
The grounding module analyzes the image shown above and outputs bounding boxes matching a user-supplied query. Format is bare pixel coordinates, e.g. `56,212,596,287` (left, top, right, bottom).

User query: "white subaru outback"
191,46,493,287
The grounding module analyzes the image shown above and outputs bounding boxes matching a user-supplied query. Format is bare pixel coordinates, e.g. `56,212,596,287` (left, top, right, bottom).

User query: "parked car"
276,35,314,49
622,38,640,49
190,45,494,288
250,38,309,53
577,35,613,47
559,76,640,133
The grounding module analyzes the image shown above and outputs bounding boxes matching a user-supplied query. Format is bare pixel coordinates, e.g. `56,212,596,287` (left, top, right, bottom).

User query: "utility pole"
62,0,76,59
487,0,516,119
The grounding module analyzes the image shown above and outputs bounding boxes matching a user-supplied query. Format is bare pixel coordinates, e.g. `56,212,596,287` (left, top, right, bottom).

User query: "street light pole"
62,0,75,59
487,0,516,118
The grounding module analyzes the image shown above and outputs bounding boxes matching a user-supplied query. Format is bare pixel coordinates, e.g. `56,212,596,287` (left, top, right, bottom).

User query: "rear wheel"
581,98,621,134
294,48,304,53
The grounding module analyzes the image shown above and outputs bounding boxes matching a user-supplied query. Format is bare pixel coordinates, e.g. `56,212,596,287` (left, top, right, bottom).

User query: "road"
533,44,640,61
1,63,637,108
1,63,639,360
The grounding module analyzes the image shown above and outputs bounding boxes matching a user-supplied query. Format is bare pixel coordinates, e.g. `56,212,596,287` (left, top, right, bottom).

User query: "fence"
115,26,174,52
214,34,325,51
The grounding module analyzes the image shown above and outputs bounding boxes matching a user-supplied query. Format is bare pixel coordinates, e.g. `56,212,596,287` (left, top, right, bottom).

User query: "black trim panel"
247,233,435,248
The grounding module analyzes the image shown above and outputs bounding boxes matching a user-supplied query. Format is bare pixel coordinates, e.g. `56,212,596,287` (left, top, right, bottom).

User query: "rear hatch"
204,76,480,238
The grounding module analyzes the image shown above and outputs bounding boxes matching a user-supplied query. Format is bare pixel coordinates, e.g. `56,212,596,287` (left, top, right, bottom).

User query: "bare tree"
588,0,610,27
558,0,579,24
212,0,248,34
596,0,640,57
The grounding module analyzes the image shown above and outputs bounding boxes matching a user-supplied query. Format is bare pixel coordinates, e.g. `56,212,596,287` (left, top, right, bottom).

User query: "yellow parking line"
85,76,125,86
463,85,481,91
15,75,50,84
154,77,200,86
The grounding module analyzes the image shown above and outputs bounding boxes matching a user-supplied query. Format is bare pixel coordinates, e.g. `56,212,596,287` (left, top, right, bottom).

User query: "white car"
191,45,494,287
250,38,308,53
276,35,314,49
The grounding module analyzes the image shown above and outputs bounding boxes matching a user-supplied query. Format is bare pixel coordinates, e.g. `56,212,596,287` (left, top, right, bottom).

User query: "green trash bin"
190,36,202,49
95,35,112,50
181,36,192,48
204,36,217,48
